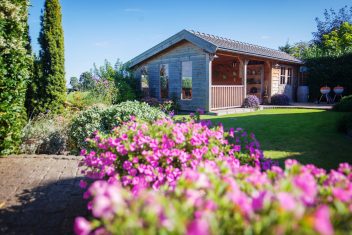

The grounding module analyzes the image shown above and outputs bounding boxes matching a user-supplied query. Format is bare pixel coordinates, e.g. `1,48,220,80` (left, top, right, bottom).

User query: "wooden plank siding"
211,85,244,110
134,41,209,111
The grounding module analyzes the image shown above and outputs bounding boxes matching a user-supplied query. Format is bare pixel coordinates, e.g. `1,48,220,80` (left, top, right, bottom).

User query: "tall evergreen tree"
37,0,66,114
0,0,32,155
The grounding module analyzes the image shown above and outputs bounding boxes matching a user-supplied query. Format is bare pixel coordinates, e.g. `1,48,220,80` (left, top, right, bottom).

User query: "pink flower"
211,146,219,155
314,206,334,235
332,188,351,202
294,173,317,205
233,145,241,152
252,191,267,211
92,195,112,218
123,161,133,170
79,180,88,189
186,219,209,235
277,192,296,211
74,217,91,235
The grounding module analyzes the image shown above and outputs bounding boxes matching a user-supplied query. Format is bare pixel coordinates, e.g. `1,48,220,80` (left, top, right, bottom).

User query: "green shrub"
270,94,290,105
66,91,109,110
20,113,74,154
337,112,352,136
0,0,32,155
333,95,352,112
68,101,165,153
306,53,352,101
68,105,107,153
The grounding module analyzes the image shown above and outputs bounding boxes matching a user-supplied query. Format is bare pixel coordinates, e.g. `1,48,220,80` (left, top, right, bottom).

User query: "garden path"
0,155,87,235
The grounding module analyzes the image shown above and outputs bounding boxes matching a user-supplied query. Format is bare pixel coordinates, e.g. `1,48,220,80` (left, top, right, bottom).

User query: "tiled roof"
188,30,302,63
129,29,302,68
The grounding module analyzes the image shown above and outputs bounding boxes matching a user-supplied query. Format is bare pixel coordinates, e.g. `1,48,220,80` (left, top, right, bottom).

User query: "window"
160,64,169,99
287,68,292,85
181,61,192,100
280,67,286,84
141,66,149,97
279,67,293,85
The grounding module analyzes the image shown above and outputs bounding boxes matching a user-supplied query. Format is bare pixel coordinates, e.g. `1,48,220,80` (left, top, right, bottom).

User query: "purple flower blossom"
74,217,91,235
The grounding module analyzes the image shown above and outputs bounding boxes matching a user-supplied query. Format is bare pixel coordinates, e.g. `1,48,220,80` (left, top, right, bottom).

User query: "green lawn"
195,109,351,169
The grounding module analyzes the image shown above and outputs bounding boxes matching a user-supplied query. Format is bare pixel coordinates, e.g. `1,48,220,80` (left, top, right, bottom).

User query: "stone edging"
4,154,83,160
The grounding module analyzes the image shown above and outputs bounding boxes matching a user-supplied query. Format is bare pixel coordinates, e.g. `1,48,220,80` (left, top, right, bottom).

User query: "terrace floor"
0,155,87,235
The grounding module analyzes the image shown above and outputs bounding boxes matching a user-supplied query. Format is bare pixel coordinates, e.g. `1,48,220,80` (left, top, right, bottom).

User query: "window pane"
141,66,149,97
280,67,286,84
182,61,192,100
287,68,292,85
160,64,169,99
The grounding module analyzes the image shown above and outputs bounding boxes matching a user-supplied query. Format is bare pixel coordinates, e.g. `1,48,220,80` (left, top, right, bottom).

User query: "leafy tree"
278,40,294,54
37,0,66,114
79,71,95,91
313,5,352,44
322,22,352,55
0,0,32,155
69,77,80,91
279,41,315,60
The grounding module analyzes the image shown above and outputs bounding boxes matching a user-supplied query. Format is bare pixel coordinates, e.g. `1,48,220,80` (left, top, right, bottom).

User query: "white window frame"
280,66,286,84
279,66,293,85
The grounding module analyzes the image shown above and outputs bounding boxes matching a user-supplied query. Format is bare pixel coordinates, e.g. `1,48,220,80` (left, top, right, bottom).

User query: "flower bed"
75,159,352,235
75,117,352,235
79,118,274,192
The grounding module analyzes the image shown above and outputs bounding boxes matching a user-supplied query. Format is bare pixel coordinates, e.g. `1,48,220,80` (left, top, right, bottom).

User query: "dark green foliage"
333,95,352,112
305,53,352,101
93,60,137,104
69,77,80,91
68,101,166,153
0,0,32,155
25,56,42,117
337,112,352,136
270,94,290,105
35,0,66,114
79,71,95,91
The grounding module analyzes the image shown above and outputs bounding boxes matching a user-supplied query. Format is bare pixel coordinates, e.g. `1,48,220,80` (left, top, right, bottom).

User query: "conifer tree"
37,0,66,114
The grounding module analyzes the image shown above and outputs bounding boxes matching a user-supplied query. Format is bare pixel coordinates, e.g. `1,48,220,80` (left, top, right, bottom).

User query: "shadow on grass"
207,110,352,170
0,177,89,235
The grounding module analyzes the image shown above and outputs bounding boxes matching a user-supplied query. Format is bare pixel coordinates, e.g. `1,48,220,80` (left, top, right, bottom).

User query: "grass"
189,109,352,169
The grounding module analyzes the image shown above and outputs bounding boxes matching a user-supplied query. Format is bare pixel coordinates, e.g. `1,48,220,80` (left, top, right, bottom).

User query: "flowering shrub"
270,94,290,105
242,95,260,108
75,160,352,235
68,101,165,153
79,118,273,191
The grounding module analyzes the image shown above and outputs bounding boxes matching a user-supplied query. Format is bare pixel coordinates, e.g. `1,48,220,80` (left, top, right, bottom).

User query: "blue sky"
29,0,351,81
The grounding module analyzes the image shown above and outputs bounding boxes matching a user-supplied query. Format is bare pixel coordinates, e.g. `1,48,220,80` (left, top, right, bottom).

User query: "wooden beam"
243,59,249,99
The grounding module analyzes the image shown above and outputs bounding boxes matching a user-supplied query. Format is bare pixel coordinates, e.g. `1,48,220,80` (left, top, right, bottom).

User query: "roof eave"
128,30,217,69
217,47,303,64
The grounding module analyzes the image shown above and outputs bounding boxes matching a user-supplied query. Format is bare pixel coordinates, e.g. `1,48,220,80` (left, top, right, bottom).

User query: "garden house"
129,30,304,111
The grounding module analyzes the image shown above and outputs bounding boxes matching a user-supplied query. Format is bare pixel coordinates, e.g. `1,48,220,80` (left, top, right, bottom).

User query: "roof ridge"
188,29,290,56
